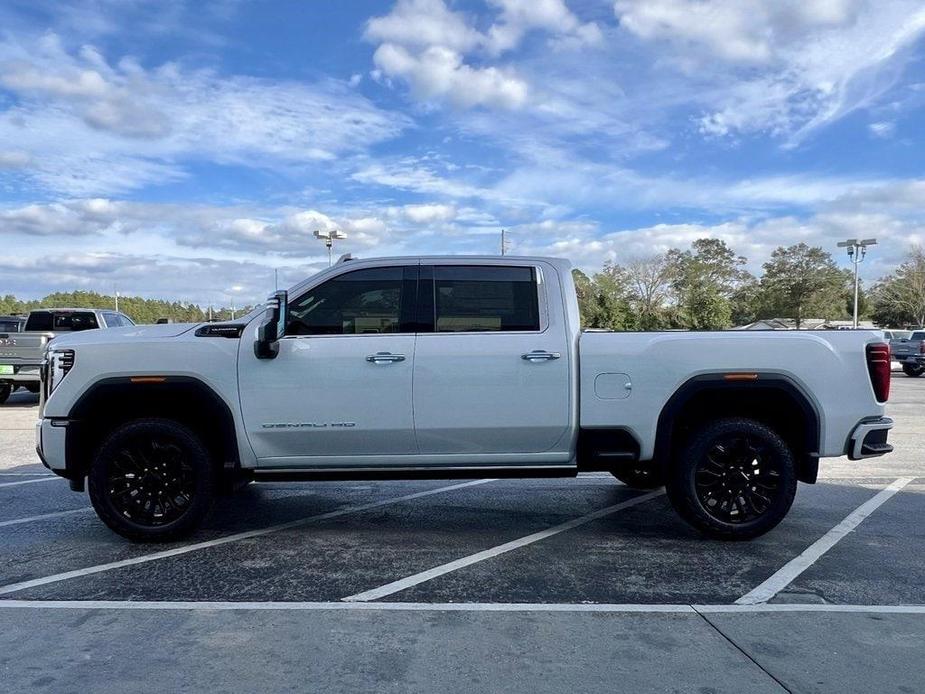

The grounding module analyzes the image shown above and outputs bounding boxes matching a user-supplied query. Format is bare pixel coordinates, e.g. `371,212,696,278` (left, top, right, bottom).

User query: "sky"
1,0,924,306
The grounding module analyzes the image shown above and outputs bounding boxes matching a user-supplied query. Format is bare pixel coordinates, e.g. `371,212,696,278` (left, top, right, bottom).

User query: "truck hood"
50,322,201,347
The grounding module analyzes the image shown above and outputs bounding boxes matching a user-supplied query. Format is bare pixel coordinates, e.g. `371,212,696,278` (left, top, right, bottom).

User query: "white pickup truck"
36,255,894,542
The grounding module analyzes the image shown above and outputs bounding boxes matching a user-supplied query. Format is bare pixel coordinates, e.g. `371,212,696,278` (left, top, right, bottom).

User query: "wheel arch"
65,376,240,481
654,373,822,484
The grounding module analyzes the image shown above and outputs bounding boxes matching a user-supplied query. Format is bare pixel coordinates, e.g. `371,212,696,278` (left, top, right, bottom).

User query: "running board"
251,465,578,482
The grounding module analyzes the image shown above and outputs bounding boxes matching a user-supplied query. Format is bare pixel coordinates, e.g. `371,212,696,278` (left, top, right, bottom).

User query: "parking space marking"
0,600,922,614
0,479,493,597
343,489,665,603
0,473,55,477
0,477,60,488
736,476,915,605
0,508,92,528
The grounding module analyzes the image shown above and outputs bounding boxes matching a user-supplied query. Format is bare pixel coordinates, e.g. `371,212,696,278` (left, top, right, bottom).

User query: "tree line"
0,291,252,325
2,242,922,330
574,240,925,330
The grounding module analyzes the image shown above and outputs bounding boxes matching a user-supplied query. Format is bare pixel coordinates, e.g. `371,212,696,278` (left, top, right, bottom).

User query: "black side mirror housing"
255,290,288,360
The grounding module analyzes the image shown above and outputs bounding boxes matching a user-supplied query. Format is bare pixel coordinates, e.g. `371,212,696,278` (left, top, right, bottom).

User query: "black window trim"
281,264,420,338
420,263,548,336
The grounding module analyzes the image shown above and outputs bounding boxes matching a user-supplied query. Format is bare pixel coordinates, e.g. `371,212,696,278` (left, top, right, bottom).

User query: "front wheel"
902,363,924,377
88,419,215,542
666,418,797,541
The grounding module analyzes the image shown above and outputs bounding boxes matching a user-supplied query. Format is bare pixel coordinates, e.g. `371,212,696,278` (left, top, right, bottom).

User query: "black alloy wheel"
902,363,924,377
89,419,214,542
693,434,780,524
667,417,797,540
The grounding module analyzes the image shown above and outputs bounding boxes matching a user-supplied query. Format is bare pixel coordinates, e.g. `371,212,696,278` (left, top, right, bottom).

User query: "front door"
239,265,418,464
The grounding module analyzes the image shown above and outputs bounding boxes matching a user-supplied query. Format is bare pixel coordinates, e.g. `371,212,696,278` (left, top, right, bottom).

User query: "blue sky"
1,0,924,305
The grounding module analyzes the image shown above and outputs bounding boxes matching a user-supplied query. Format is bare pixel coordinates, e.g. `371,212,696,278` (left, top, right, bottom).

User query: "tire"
0,383,10,404
88,418,215,542
611,464,664,489
902,364,924,377
666,417,797,541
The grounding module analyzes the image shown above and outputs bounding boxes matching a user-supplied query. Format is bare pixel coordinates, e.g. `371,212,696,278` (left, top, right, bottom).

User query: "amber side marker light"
130,376,167,384
724,373,759,381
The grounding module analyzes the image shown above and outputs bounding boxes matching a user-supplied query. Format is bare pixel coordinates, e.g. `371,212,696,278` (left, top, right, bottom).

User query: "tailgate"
0,332,52,366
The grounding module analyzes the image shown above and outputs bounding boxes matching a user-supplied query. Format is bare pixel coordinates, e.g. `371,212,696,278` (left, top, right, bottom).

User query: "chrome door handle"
521,350,561,362
366,352,406,364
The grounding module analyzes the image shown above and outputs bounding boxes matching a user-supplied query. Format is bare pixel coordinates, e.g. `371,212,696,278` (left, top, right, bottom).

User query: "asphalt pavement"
1,374,923,693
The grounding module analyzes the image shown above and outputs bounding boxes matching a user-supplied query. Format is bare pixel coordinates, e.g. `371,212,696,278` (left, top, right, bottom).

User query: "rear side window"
26,311,99,332
434,266,540,332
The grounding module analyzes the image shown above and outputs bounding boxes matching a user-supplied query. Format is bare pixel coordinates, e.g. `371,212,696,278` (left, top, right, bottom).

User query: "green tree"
756,243,849,327
870,246,925,327
667,238,751,329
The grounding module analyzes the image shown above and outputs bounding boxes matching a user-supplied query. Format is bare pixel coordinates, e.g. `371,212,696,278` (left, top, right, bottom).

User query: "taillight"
866,343,891,402
920,342,925,355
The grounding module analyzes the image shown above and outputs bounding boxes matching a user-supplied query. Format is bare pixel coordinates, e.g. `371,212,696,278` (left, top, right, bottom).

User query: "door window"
433,266,540,332
286,266,414,335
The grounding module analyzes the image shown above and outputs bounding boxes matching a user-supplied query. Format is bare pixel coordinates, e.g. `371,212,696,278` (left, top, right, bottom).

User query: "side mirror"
255,290,288,360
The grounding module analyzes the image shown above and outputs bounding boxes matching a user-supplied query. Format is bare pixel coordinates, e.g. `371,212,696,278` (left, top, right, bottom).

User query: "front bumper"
848,416,894,460
35,417,68,472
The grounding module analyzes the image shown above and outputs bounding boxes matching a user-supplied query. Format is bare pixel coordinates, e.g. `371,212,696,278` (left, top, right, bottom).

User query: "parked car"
0,315,26,333
891,329,925,377
0,308,135,404
36,256,893,542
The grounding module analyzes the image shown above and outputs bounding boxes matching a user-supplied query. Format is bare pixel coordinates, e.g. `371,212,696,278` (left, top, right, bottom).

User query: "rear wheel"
666,417,797,541
902,363,924,377
611,464,664,489
88,418,214,542
0,384,10,404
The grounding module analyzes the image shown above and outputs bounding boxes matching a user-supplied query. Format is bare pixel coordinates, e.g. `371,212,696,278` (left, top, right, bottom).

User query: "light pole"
314,229,347,266
837,238,877,328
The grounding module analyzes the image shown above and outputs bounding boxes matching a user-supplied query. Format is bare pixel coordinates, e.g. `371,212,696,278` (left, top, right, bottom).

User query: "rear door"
412,263,571,458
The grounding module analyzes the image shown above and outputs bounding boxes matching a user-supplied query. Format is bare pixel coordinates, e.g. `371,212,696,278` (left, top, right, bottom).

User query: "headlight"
44,348,75,396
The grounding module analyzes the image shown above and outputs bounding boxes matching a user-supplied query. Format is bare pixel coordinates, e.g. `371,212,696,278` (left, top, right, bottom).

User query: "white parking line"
343,489,665,603
0,477,60,488
0,600,921,614
0,508,92,528
736,476,914,605
0,473,55,477
0,479,493,597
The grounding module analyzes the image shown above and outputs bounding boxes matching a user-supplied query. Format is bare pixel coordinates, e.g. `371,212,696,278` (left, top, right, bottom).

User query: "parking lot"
1,374,924,693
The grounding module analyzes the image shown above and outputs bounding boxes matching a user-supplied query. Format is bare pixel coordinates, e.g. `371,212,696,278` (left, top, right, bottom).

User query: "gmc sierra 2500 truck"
36,256,894,542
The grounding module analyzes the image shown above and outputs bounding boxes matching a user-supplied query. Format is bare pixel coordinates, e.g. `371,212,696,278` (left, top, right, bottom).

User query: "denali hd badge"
261,422,357,429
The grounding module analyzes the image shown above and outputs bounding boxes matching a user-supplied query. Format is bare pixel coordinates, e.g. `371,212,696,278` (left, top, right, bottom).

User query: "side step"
251,465,578,482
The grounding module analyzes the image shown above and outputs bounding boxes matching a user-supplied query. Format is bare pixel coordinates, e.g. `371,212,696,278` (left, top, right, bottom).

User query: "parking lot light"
838,238,877,328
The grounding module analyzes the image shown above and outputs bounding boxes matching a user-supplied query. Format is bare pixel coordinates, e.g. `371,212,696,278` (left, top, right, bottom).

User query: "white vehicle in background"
36,256,894,542
0,308,134,404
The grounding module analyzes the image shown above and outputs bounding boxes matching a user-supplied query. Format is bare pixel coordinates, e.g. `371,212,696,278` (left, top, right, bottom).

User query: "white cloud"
392,203,457,223
372,43,528,108
365,0,600,110
615,0,925,142
365,0,483,53
0,33,410,195
615,0,861,64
